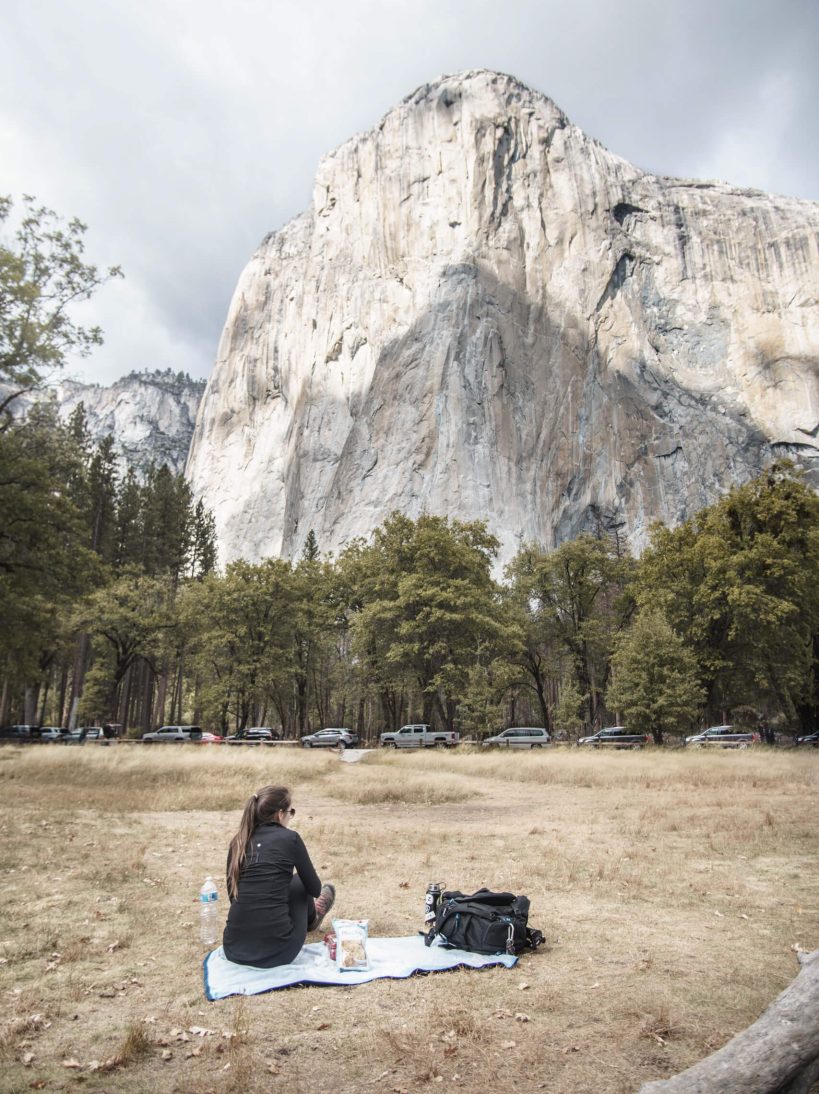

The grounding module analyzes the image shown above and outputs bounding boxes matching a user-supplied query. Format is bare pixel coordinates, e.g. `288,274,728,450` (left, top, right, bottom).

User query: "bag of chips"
332,918,369,971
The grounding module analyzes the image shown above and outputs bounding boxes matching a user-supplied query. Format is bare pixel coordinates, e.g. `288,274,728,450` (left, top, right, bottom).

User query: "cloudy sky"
2,0,817,387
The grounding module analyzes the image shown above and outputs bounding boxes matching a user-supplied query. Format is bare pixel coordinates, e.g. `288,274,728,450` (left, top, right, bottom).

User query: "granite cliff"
12,369,204,476
186,70,819,566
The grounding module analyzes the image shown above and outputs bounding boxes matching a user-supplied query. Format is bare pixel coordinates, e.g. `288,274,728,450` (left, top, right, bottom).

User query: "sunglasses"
284,807,295,817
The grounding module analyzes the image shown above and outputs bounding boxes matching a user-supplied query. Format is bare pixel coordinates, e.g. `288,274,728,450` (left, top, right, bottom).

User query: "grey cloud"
1,0,817,385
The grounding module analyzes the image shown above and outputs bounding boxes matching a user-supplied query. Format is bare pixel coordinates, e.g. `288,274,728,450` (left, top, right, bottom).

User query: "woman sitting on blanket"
222,784,335,968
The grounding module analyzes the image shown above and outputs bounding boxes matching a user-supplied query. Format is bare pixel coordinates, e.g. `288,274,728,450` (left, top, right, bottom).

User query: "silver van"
482,727,551,749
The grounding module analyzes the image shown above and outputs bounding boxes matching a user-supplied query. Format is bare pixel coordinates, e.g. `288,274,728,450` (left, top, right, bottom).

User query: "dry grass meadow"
0,743,817,1094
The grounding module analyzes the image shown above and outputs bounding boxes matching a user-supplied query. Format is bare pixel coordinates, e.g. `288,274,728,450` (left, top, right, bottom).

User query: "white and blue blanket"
203,933,517,1000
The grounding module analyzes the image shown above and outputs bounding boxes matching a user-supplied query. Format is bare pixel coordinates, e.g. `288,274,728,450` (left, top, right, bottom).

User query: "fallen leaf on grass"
500,1040,517,1049
444,1045,457,1057
517,983,530,991
185,1047,202,1058
492,1009,513,1019
62,1059,82,1069
267,1061,280,1075
514,1013,530,1022
161,1050,172,1061
316,1023,330,1031
107,940,121,952
398,881,410,889
28,1081,47,1090
22,1052,34,1066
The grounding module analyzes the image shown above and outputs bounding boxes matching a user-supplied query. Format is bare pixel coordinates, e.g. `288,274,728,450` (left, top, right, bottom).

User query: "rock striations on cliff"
186,69,819,567
58,369,205,476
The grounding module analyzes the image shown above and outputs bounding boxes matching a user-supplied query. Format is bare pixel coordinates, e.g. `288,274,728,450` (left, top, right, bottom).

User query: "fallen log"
639,949,819,1094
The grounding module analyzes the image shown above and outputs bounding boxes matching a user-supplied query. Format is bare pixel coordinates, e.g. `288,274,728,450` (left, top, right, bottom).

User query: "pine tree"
189,499,217,579
86,436,119,560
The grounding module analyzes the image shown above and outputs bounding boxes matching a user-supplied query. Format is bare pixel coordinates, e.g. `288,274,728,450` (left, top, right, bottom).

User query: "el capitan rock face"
186,70,819,566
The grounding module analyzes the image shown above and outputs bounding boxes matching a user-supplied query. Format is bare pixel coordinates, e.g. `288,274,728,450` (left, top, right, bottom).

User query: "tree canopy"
0,195,122,417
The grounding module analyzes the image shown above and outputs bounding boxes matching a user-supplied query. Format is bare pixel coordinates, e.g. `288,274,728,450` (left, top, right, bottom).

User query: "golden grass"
0,744,817,1093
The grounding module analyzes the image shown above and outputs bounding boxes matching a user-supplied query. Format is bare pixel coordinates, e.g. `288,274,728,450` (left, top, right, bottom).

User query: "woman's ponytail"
226,786,292,900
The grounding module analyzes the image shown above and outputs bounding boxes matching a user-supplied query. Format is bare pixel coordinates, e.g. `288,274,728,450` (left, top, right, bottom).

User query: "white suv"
141,725,202,743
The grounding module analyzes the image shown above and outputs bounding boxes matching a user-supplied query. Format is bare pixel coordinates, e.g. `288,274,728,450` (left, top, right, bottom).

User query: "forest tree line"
2,412,817,741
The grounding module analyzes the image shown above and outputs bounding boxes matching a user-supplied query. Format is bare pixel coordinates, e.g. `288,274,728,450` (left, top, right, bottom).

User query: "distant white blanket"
203,934,517,1000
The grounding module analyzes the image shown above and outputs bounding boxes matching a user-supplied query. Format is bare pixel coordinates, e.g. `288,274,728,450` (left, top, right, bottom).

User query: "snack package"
331,918,369,971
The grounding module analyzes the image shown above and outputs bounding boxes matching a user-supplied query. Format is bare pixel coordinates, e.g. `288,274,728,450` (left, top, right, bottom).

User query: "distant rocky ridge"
187,69,819,566
58,369,205,475
11,369,205,476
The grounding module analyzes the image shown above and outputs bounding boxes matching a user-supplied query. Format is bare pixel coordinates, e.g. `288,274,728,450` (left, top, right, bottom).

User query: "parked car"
301,728,359,749
226,727,281,744
482,727,551,749
198,732,224,744
63,727,108,744
38,727,65,742
795,732,819,747
684,725,760,749
577,726,651,749
141,725,203,743
247,726,280,740
379,724,459,748
0,724,40,739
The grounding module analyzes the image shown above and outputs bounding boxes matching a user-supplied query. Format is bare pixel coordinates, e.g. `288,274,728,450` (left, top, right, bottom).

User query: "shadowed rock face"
186,69,819,566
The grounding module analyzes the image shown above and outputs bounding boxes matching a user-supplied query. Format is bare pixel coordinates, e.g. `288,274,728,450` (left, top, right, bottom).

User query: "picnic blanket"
203,933,518,1000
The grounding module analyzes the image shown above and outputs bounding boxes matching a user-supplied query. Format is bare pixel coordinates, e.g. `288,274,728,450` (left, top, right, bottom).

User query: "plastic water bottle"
199,877,219,946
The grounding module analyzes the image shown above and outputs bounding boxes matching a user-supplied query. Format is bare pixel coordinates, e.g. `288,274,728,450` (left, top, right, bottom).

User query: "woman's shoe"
309,883,336,932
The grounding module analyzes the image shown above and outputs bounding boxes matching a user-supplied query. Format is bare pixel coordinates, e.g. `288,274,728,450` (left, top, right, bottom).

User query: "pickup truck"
379,724,459,749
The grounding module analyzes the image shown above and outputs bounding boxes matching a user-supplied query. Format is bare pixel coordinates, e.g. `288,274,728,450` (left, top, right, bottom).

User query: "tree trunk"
0,671,10,726
192,674,201,726
24,684,38,725
37,676,50,725
639,950,819,1094
153,659,168,727
57,666,69,728
67,634,90,731
118,663,132,731
296,675,308,735
175,659,184,722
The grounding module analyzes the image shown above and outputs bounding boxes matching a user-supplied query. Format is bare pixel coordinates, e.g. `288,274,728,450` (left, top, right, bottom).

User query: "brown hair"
226,785,291,899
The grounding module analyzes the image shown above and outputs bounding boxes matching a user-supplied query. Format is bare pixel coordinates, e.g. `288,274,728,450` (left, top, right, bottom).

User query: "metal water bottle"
424,882,444,926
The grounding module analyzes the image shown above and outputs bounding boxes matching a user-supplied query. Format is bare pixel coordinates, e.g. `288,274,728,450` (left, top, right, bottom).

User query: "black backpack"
424,888,544,956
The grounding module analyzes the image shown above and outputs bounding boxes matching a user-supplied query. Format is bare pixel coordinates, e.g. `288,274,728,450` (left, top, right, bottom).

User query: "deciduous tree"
607,611,705,743
0,195,122,417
